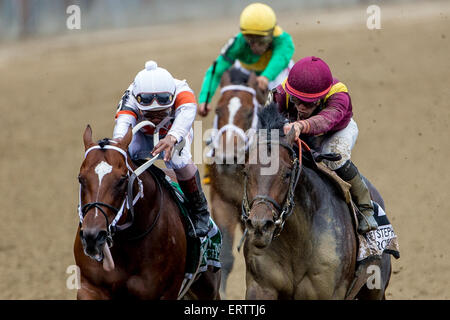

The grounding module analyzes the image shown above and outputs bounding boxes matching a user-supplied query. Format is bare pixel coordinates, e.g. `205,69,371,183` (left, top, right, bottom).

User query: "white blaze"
95,161,113,187
227,97,242,142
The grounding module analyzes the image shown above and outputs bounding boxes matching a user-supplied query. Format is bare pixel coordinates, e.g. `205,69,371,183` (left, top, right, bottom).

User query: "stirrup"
357,210,378,234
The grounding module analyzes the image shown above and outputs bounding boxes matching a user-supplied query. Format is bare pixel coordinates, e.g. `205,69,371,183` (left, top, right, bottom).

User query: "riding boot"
177,170,211,238
335,160,378,234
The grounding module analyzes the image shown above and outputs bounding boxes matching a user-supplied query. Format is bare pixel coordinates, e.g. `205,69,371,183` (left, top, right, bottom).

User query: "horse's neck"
128,166,160,228
138,170,159,206
288,167,331,234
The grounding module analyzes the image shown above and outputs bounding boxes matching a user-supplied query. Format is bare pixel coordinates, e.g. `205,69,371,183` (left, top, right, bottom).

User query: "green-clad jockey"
198,2,295,117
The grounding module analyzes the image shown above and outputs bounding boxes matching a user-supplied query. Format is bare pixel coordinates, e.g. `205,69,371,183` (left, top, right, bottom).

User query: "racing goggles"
244,34,273,46
289,95,321,108
134,91,174,107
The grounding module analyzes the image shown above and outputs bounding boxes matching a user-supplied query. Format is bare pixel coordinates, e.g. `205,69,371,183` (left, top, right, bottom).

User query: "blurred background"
0,0,449,299
1,0,386,40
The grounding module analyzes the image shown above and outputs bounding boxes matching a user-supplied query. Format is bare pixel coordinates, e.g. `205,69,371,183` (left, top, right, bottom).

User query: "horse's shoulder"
301,154,351,204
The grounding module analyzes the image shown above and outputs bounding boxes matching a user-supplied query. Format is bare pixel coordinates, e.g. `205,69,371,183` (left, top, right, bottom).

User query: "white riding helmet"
132,60,176,111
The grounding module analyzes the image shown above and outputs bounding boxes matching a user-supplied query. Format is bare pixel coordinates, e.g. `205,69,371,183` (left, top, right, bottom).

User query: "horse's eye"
117,175,128,187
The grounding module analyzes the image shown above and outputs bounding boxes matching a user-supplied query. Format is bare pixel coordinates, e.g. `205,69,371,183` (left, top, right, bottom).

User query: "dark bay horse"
74,125,220,299
241,103,391,299
206,68,266,297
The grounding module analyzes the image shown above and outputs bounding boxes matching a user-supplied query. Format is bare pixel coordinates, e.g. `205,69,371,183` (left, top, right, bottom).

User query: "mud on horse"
241,103,392,299
204,67,267,297
74,125,220,299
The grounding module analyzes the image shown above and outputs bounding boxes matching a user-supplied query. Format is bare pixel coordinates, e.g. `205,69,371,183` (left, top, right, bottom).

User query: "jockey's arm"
198,34,248,105
198,54,233,105
167,102,197,143
260,31,295,82
113,86,138,139
113,113,136,139
296,93,351,136
152,101,196,161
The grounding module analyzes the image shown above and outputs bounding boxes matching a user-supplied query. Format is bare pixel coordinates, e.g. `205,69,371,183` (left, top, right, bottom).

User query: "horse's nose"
80,229,108,252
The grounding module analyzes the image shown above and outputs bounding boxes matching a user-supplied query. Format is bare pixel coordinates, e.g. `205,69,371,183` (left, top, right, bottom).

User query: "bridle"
241,137,307,237
78,142,144,243
206,85,260,158
78,123,167,244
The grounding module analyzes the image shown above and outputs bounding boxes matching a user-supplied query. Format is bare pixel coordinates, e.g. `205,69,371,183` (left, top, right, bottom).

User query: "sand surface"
0,1,448,299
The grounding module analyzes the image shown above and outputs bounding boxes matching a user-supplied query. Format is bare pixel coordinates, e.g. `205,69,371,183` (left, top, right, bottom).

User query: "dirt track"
0,1,448,299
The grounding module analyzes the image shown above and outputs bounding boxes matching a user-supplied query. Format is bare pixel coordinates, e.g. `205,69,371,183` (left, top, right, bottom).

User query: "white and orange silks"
113,78,197,170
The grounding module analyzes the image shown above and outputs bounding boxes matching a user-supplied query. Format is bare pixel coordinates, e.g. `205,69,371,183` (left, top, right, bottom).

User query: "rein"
241,138,307,237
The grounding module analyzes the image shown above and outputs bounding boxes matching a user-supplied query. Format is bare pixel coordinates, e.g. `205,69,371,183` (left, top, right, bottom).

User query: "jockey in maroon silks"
272,56,378,234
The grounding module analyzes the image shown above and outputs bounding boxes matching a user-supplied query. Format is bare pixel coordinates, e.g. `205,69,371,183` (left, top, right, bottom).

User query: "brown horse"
206,67,266,297
241,103,392,299
74,125,220,299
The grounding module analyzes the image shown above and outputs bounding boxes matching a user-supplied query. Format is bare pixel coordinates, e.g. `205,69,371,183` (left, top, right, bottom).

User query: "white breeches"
321,118,359,171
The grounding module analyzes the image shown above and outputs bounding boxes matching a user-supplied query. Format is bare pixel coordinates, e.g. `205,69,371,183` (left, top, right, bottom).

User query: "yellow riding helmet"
240,3,277,36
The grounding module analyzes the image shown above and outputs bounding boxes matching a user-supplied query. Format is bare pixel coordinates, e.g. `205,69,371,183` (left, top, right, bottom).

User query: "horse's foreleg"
77,276,111,300
188,266,222,300
210,191,240,298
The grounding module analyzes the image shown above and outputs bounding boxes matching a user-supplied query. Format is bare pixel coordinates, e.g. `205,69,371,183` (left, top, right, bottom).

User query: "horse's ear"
220,69,231,87
248,72,258,90
249,72,268,105
286,125,297,145
83,124,93,150
118,125,133,149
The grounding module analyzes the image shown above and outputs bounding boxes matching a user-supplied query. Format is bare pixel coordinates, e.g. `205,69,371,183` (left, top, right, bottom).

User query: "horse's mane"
257,102,287,134
97,138,112,148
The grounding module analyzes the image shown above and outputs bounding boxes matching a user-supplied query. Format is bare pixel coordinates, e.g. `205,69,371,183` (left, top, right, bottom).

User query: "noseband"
241,138,304,237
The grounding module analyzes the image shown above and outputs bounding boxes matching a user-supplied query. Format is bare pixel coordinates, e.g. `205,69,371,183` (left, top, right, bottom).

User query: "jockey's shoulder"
174,79,197,108
174,78,193,93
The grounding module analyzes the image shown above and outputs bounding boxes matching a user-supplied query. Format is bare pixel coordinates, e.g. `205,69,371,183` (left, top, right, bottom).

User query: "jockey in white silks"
113,60,210,238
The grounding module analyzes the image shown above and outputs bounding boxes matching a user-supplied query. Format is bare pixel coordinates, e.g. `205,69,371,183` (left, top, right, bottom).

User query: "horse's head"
209,68,266,165
78,125,133,263
242,103,301,248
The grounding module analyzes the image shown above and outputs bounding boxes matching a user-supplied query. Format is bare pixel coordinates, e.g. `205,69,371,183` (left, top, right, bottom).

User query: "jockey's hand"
198,102,211,117
283,122,303,138
256,76,269,92
152,135,178,161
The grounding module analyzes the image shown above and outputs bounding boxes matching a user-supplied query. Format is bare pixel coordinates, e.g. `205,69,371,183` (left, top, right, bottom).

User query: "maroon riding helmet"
285,56,333,102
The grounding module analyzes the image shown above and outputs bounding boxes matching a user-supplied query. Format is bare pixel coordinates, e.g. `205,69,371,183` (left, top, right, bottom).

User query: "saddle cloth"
148,165,222,277
314,161,400,262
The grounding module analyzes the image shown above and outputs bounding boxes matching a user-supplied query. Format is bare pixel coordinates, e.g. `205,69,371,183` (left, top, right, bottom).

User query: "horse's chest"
101,269,160,298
